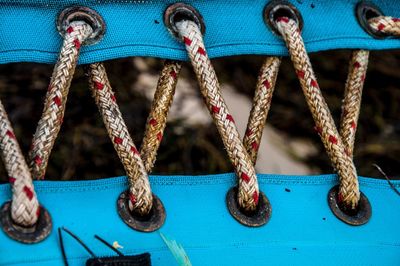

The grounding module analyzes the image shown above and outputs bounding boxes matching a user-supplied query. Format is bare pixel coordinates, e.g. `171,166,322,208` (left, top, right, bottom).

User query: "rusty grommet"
57,6,106,45
117,191,166,232
0,201,52,244
328,185,372,226
356,1,387,39
263,0,304,36
164,3,205,40
226,187,271,227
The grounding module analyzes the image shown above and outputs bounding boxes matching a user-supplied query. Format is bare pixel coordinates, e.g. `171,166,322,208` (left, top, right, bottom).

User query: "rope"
0,101,39,226
88,63,153,216
140,60,182,172
29,21,93,180
0,21,92,226
176,20,260,212
1,10,398,227
369,16,400,37
276,18,360,209
243,57,281,164
339,50,369,157
88,61,181,215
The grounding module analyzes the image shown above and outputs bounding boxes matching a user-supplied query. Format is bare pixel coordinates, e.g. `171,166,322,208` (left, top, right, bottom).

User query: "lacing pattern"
176,20,260,211
88,61,181,215
0,4,399,237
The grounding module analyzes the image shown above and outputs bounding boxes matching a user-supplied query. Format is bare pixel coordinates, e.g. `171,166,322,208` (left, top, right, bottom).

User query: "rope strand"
369,16,400,37
176,20,260,211
29,21,93,180
277,17,360,209
243,57,280,164
0,101,39,226
88,61,182,215
88,63,153,216
140,60,182,172
0,21,92,227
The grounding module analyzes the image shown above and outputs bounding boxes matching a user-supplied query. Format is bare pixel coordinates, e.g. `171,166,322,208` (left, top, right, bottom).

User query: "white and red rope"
29,21,93,180
369,16,400,37
176,20,260,211
0,21,92,226
88,61,181,215
243,57,281,164
340,50,369,157
0,101,39,226
276,17,363,209
140,61,182,172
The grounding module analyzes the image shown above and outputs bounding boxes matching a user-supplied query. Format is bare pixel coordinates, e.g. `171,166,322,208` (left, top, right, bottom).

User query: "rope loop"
175,19,262,212
163,3,273,226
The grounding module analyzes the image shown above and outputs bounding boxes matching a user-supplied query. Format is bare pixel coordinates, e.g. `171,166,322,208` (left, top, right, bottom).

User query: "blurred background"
0,50,399,182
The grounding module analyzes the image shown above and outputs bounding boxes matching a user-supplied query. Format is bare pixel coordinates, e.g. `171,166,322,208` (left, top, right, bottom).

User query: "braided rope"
0,21,92,227
88,63,153,216
339,50,369,156
176,20,259,211
277,18,360,209
140,60,182,172
369,16,400,37
243,57,281,164
29,21,93,180
0,101,39,226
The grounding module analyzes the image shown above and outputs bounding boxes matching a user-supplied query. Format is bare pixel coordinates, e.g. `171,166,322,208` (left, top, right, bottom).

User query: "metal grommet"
328,185,372,226
263,0,304,36
226,187,272,227
356,1,387,39
117,191,166,232
164,3,205,40
0,201,52,244
57,6,106,45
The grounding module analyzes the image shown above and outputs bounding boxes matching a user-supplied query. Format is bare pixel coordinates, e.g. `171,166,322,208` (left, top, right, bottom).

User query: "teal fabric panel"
0,173,399,265
0,1,400,65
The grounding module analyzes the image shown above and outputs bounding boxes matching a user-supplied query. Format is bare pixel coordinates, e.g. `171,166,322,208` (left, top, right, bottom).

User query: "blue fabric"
0,0,400,65
0,173,400,265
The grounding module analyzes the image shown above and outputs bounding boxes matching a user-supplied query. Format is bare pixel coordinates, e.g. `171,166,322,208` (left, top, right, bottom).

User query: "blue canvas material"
0,174,399,265
0,0,400,65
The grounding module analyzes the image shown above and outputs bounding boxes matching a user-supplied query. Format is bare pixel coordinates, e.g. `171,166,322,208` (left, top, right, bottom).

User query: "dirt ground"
0,50,399,182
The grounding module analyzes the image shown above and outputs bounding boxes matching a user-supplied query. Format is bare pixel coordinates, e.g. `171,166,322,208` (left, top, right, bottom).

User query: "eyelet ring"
226,187,272,227
328,185,372,226
164,3,206,40
356,1,387,39
263,0,304,36
57,6,106,45
0,201,52,244
117,191,166,232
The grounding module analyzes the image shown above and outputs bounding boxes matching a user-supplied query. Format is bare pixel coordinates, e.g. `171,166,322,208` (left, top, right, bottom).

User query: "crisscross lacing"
88,61,181,215
1,11,399,229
